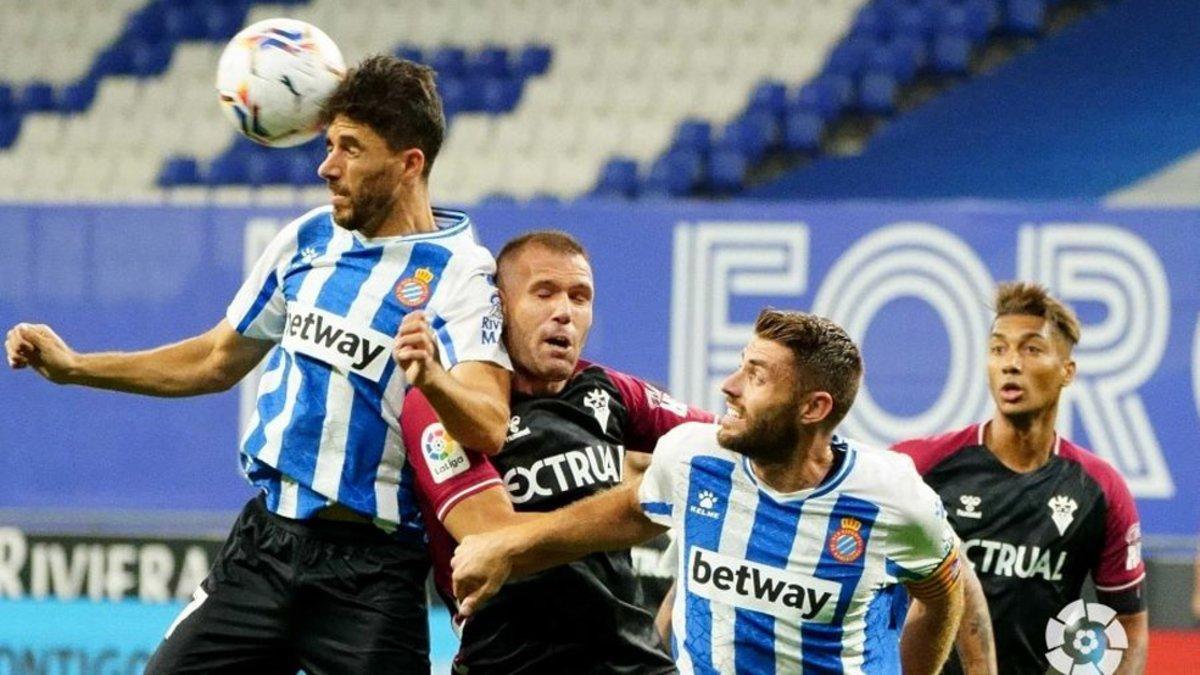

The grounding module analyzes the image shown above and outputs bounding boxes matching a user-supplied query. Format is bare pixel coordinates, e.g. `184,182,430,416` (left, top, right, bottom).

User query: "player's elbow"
473,422,507,455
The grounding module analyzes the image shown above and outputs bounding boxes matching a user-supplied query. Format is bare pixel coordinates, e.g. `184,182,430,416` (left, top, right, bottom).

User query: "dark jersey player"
402,230,713,674
893,282,1148,675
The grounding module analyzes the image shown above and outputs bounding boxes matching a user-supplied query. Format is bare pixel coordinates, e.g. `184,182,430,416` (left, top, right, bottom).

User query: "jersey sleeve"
637,423,704,527
427,248,511,372
604,369,715,452
1090,464,1146,613
400,387,504,522
225,217,302,342
884,456,962,599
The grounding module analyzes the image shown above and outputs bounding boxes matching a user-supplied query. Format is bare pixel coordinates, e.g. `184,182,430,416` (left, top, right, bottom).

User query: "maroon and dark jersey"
402,360,713,674
893,422,1145,675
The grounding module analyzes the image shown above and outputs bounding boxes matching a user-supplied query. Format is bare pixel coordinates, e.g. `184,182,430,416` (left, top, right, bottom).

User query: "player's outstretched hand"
451,532,514,618
393,310,443,387
5,323,77,383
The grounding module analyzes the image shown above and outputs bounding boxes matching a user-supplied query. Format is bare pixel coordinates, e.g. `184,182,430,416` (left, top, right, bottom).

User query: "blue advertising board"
1,201,1197,539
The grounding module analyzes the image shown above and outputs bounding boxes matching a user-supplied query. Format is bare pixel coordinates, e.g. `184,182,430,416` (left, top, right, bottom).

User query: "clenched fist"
393,311,444,387
5,323,78,383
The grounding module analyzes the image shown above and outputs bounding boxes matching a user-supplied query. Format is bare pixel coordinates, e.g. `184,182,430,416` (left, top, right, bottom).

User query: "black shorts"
145,495,431,674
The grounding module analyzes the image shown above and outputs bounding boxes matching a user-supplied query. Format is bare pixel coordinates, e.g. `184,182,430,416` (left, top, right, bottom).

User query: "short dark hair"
754,309,863,431
495,230,589,285
993,282,1081,349
319,55,445,177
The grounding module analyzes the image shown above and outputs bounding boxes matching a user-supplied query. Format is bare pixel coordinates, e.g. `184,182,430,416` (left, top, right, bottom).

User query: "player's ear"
398,147,426,183
1061,357,1076,388
799,390,834,427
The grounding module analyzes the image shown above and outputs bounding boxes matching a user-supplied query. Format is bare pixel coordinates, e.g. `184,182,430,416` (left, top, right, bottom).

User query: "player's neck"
985,407,1059,473
749,434,835,494
512,372,568,397
370,186,436,238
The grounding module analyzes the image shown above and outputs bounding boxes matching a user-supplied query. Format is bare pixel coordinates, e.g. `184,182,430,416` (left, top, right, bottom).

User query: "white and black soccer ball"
216,18,345,148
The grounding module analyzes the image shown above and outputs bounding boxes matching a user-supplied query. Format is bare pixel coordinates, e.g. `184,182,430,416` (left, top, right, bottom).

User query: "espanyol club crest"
828,517,865,563
395,267,435,307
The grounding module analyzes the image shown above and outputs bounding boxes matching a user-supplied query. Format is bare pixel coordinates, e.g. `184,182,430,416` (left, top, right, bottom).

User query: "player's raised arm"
394,309,510,453
6,319,273,397
451,475,666,616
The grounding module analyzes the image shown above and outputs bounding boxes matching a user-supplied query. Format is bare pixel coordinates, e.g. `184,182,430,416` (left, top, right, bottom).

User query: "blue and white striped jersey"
639,423,959,675
226,206,511,535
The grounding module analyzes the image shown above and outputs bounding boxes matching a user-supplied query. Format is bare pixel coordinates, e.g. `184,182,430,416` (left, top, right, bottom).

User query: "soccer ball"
216,18,345,148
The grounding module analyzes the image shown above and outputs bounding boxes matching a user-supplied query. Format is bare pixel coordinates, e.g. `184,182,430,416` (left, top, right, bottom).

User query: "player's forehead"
742,337,794,373
509,245,592,287
990,314,1056,341
325,114,385,146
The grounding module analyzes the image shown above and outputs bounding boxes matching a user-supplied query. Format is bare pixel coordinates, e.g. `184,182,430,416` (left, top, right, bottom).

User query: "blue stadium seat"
288,153,321,186
58,79,98,114
515,45,553,78
163,4,208,41
593,157,639,198
1004,0,1045,34
19,83,55,113
672,119,713,155
939,2,992,41
796,79,844,121
644,149,704,197
526,192,561,206
890,34,928,73
783,111,824,152
394,45,424,65
0,114,21,149
206,152,249,185
129,41,173,77
747,80,789,119
201,4,246,40
867,42,919,83
708,149,748,194
481,77,522,113
931,34,972,73
245,151,290,186
894,3,938,40
124,3,166,41
92,44,135,77
469,47,510,79
437,77,479,117
429,47,468,80
0,85,14,115
717,114,776,163
858,72,898,114
825,37,876,78
480,192,518,206
852,6,892,41
156,156,202,186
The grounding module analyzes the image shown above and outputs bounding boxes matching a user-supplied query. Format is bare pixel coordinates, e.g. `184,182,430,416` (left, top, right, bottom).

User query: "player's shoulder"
284,204,334,237
840,436,924,487
654,421,723,459
1056,436,1134,498
890,423,982,475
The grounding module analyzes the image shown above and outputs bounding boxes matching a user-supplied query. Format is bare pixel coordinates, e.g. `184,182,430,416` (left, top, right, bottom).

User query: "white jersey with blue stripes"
226,206,510,535
639,422,957,674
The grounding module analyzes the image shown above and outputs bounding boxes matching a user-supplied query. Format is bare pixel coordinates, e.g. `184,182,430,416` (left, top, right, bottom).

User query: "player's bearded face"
320,117,402,235
987,314,1075,420
331,166,397,234
717,339,801,462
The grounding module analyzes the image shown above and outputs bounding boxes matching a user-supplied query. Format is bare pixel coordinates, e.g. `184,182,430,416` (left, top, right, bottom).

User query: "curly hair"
318,54,445,177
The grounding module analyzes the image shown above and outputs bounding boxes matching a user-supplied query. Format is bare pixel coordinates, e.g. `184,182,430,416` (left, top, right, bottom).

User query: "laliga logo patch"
420,423,469,484
1045,599,1127,674
395,267,435,307
828,517,865,563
